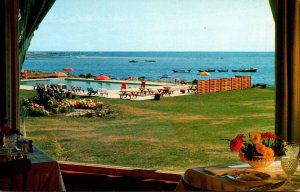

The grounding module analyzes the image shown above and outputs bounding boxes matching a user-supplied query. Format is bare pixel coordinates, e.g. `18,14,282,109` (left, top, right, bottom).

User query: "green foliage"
52,136,64,160
69,99,103,109
21,91,104,116
21,98,50,116
48,99,74,114
48,134,74,161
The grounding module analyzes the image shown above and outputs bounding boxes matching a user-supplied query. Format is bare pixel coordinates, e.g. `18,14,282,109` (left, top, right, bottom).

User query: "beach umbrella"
198,71,211,76
55,72,68,77
63,67,73,71
95,75,111,80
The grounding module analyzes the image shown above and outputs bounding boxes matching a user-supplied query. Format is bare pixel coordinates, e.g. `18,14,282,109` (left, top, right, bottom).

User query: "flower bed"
22,97,113,117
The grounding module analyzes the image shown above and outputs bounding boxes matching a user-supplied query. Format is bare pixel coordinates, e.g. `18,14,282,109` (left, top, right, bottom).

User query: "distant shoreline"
27,51,275,53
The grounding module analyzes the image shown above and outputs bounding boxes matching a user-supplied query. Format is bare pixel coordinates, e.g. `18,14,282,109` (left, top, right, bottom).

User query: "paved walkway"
70,85,194,100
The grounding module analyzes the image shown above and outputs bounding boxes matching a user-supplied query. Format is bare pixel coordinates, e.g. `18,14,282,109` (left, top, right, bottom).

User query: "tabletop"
119,90,140,99
0,145,66,191
175,160,300,191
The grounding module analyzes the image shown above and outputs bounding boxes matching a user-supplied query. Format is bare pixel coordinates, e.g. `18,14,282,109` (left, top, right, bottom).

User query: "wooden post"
0,1,7,119
10,0,19,130
0,0,19,129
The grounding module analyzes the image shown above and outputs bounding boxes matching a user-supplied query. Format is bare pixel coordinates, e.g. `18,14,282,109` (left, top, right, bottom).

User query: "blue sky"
29,0,275,51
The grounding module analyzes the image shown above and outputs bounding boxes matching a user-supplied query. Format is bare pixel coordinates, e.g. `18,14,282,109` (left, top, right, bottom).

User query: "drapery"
18,0,56,66
270,0,300,142
0,0,55,128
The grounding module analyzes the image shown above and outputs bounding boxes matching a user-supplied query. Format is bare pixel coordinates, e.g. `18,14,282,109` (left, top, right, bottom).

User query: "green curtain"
271,0,300,142
18,0,56,66
269,0,276,21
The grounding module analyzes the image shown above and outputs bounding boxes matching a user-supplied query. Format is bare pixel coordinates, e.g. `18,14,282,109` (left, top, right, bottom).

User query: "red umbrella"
95,75,111,80
63,67,73,71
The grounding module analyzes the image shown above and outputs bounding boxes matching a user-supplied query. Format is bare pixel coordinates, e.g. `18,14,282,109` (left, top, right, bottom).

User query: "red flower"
230,134,245,151
261,132,276,140
239,152,249,162
0,123,11,135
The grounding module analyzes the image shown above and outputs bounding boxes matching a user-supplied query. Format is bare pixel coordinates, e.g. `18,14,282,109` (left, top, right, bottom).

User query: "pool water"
20,78,157,91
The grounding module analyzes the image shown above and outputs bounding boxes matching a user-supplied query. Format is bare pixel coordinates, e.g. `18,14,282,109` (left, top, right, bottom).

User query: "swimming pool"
20,78,161,91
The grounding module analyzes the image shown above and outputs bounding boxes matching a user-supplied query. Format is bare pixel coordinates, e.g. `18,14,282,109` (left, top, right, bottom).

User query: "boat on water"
217,69,228,72
198,69,216,72
145,60,156,62
173,69,191,73
129,60,138,63
232,68,257,72
160,74,172,78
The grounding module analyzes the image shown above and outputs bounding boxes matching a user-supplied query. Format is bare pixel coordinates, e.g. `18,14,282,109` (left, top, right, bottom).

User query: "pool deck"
20,79,195,100
65,78,174,86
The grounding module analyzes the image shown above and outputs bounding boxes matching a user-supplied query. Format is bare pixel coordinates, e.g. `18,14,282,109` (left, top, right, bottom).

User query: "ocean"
23,52,275,86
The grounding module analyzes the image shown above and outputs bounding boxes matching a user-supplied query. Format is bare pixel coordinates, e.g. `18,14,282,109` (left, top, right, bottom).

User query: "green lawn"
20,88,275,172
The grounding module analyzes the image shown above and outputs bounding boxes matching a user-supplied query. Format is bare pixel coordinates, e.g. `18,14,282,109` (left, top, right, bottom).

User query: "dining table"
139,87,154,96
0,145,66,191
119,90,140,99
156,87,172,97
187,85,197,93
175,160,300,191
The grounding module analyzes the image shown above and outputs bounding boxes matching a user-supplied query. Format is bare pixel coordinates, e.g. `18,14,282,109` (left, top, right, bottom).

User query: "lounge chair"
138,81,147,96
71,86,82,93
99,88,108,97
87,88,98,96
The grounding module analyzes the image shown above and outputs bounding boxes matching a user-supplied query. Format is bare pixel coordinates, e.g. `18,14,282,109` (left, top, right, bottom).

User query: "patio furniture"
187,85,197,93
121,82,127,90
140,81,146,88
146,88,154,95
99,88,108,97
87,88,98,96
160,87,173,97
119,90,127,99
119,90,139,99
71,86,82,93
139,87,147,96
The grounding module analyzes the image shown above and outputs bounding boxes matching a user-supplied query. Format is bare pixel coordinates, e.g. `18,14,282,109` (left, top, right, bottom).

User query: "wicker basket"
239,152,274,169
245,156,274,169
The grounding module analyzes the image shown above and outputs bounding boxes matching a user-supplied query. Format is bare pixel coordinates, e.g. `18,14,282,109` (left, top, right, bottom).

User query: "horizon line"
27,50,275,52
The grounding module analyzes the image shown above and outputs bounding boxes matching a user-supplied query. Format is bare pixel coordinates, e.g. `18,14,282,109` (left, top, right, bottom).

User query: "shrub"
22,97,107,117
48,99,74,114
67,99,103,110
22,101,50,116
